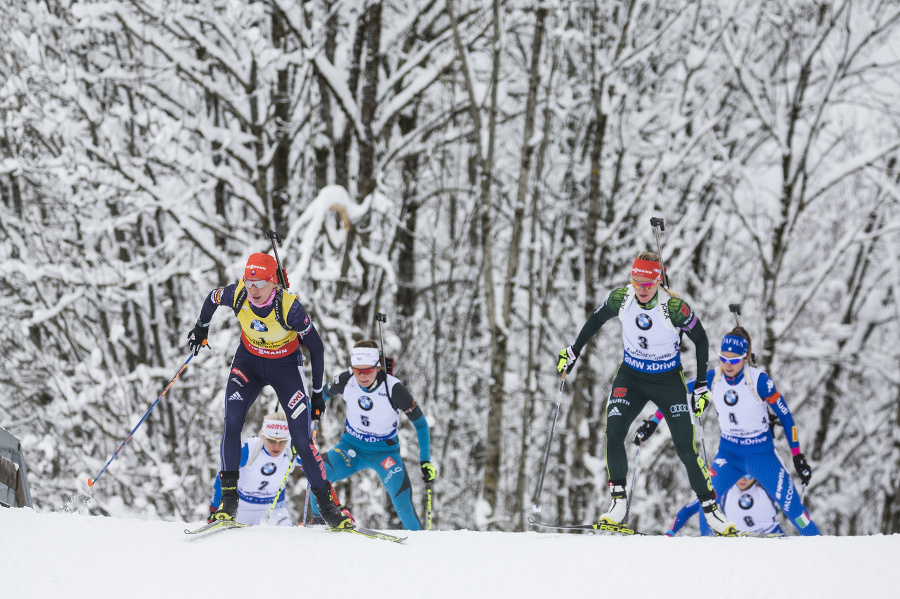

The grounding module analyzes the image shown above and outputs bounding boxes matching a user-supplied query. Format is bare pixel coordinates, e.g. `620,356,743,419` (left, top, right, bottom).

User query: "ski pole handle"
266,229,288,289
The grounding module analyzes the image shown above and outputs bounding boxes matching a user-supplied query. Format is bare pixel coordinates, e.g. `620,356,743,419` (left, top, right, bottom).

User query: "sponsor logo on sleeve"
381,457,396,470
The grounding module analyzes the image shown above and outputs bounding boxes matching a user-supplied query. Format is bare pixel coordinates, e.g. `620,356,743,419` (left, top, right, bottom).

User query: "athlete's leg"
604,368,649,483
309,440,365,517
372,451,421,530
698,446,743,535
220,354,263,471
267,353,329,490
748,450,820,536
652,373,714,500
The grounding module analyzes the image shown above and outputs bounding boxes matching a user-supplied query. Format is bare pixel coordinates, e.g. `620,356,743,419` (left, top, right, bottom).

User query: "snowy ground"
2,507,895,598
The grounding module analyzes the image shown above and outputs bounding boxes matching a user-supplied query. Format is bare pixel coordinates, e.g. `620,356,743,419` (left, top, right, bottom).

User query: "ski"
328,524,407,543
184,520,248,536
718,530,786,538
528,517,783,538
528,517,647,536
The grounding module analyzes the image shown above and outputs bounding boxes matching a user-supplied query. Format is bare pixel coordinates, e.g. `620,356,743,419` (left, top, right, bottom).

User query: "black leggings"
604,365,714,500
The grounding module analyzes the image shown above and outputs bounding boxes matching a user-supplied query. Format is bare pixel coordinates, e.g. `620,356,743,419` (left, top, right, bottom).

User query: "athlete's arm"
672,298,710,379
323,370,353,402
287,302,324,392
572,289,624,354
390,380,431,463
197,284,237,325
758,373,802,454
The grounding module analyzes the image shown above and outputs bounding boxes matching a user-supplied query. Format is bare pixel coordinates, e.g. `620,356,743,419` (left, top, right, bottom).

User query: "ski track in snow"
2,508,896,598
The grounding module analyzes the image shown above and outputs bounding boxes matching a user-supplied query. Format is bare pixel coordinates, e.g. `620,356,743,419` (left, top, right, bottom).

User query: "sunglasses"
352,366,377,375
244,279,271,289
631,278,659,289
719,353,746,365
264,437,288,445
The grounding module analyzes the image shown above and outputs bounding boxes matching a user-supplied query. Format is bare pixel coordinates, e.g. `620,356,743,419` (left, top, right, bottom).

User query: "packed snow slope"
2,507,895,598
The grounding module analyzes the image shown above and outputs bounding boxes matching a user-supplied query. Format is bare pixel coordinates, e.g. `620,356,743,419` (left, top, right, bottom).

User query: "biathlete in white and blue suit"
208,412,301,526
665,476,784,536
636,326,820,535
311,340,436,530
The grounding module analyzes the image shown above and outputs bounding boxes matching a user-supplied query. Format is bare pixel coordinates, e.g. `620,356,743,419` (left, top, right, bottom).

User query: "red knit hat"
244,253,277,281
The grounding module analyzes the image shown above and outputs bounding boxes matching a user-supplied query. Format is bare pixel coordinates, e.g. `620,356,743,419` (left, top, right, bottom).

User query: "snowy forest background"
1,0,899,535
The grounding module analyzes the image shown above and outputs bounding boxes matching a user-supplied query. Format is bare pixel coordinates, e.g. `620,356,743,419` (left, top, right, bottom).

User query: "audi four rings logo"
725,390,739,406
635,314,652,330
670,404,688,414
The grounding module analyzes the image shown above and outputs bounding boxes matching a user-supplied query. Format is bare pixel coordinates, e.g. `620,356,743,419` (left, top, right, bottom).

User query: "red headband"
631,258,661,280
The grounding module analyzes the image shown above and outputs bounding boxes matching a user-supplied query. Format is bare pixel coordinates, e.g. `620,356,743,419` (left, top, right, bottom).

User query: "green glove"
420,461,437,483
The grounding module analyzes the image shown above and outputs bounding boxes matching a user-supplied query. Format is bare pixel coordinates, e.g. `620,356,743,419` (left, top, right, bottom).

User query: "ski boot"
701,498,737,535
215,470,239,522
311,483,354,529
597,483,628,525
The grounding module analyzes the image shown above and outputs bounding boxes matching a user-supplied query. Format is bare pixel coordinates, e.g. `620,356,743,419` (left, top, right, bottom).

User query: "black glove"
421,461,437,483
557,346,579,374
793,453,812,485
633,419,659,446
187,320,209,356
311,390,325,421
207,505,218,524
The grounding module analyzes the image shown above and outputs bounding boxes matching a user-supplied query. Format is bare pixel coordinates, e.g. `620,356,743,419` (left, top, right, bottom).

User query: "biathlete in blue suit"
311,340,436,530
634,326,820,536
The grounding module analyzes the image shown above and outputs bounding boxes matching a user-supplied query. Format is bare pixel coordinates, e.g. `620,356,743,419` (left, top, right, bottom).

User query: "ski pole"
375,312,388,372
266,444,298,524
265,229,288,290
532,371,566,513
87,346,202,488
302,423,317,525
650,217,669,287
425,481,434,530
695,410,710,471
623,443,642,526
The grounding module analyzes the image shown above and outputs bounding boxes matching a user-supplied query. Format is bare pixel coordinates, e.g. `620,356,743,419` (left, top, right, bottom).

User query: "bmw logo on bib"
262,462,276,475
358,396,374,410
635,314,652,330
251,319,268,332
724,389,739,406
739,493,754,509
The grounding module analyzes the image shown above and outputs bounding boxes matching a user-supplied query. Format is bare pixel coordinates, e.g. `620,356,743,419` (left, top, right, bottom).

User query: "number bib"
618,288,681,373
722,482,779,534
237,438,295,504
711,366,769,438
342,376,400,442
